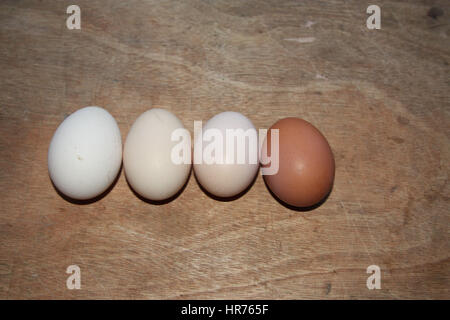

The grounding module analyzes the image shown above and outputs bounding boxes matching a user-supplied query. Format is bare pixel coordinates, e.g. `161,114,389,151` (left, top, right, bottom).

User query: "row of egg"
48,107,335,208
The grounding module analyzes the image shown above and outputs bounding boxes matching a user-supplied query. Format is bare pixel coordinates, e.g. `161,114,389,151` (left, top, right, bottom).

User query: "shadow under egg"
262,176,334,212
125,166,192,205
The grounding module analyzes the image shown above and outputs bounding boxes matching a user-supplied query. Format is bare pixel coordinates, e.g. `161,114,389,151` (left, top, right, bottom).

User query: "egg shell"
123,108,191,201
48,106,122,200
262,117,335,208
193,111,259,198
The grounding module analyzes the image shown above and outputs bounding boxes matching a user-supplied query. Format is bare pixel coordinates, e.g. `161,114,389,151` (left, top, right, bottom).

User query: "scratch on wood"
284,37,316,43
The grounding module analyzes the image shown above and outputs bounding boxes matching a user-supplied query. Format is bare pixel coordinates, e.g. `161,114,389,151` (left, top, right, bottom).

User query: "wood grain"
0,0,448,299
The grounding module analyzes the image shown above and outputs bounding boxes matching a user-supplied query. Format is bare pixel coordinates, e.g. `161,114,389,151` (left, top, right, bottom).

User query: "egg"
123,108,191,201
193,111,259,198
261,117,335,208
48,106,122,200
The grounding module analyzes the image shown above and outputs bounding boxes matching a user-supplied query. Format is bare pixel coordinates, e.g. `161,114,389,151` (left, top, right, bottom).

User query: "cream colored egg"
124,108,191,201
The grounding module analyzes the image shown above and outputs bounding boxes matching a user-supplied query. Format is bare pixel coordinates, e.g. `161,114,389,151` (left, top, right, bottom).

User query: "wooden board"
0,0,448,299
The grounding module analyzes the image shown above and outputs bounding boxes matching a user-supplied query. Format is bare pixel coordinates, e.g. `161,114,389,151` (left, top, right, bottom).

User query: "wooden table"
0,0,448,299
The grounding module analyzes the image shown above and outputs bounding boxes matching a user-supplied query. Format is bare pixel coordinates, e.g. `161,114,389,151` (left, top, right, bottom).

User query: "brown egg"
261,118,335,208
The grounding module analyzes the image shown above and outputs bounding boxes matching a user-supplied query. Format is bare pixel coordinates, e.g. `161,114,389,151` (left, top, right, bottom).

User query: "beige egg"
124,108,191,201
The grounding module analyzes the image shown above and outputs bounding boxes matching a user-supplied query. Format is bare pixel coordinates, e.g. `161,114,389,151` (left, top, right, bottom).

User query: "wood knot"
427,7,444,20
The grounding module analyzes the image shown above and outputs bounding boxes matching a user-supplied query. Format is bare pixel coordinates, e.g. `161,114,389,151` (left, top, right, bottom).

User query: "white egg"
48,106,122,200
193,111,259,198
123,108,191,201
